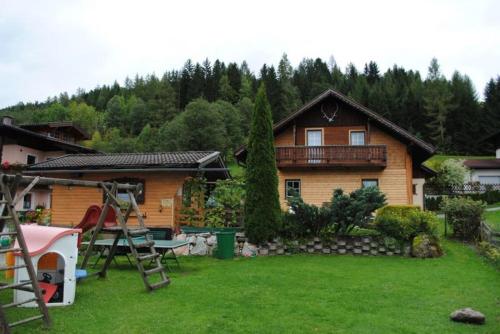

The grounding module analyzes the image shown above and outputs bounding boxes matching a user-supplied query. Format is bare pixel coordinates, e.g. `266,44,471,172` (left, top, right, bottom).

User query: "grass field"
3,238,499,333
485,209,500,231
424,154,496,170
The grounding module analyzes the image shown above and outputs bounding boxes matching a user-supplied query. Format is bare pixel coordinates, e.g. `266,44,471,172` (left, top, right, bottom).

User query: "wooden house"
235,89,435,208
25,151,229,229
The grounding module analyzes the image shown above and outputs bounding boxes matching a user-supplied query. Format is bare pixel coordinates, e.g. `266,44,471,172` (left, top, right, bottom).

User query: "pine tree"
423,58,455,151
483,77,500,135
219,74,238,103
244,84,281,244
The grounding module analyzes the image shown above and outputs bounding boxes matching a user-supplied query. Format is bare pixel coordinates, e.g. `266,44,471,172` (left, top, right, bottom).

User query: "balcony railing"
275,145,387,168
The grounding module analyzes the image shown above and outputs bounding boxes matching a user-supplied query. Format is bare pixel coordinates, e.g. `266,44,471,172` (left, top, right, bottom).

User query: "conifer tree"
244,84,281,244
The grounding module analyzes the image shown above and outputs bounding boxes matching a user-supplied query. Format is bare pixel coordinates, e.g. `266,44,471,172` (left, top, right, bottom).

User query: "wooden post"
80,182,118,270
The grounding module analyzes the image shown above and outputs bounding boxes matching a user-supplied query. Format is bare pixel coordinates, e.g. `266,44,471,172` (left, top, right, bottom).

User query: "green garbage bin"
215,231,235,259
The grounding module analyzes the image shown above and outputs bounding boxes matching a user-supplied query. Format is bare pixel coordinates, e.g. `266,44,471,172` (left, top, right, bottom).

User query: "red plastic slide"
75,205,117,247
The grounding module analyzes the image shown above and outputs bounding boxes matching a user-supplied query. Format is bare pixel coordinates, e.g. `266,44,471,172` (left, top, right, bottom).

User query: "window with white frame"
362,179,378,188
285,179,301,198
350,131,365,146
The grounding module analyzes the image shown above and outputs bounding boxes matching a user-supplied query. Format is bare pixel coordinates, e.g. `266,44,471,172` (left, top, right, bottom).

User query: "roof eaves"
197,151,220,167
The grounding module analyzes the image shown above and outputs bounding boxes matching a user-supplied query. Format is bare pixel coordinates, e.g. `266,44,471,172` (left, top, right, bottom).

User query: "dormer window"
350,131,365,146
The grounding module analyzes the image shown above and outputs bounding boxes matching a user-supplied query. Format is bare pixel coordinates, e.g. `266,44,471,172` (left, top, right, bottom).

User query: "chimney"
1,116,14,126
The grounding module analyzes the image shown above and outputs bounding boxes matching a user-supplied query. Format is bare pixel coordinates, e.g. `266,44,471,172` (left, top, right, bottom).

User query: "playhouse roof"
14,225,81,257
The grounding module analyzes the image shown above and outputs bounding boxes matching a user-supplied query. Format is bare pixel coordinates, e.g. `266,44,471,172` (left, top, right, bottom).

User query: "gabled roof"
26,151,228,174
274,89,435,153
0,123,96,153
235,88,435,161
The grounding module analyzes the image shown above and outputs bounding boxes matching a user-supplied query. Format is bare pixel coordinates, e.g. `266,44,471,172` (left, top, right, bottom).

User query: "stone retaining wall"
175,232,410,257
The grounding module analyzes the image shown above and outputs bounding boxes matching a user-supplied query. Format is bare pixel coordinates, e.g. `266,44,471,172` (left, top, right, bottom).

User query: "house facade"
464,130,500,185
236,89,435,208
0,116,95,211
25,151,229,229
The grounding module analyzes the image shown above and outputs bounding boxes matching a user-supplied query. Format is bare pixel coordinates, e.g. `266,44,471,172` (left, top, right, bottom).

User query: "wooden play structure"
0,173,169,333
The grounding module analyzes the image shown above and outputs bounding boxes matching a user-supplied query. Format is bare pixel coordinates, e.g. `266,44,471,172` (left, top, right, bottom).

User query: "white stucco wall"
2,144,64,165
412,178,425,208
469,169,500,184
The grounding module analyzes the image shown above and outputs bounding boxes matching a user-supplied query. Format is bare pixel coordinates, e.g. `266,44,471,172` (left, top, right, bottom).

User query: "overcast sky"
1,0,499,108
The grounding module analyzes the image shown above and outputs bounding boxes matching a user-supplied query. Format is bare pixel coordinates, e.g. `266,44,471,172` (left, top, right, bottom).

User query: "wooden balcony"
275,145,387,168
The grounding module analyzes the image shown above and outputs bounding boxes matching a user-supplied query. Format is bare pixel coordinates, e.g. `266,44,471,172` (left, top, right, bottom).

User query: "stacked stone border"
176,232,410,257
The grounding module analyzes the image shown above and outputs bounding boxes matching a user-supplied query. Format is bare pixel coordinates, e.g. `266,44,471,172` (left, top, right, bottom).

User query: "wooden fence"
480,221,500,247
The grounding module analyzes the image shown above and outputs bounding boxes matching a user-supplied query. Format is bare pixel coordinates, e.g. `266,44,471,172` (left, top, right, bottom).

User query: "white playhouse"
13,225,81,307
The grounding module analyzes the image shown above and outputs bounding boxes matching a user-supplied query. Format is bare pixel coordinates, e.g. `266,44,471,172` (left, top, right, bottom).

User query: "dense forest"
2,55,500,157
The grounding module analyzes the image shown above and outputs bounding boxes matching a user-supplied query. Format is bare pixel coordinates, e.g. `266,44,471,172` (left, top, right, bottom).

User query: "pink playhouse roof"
14,225,81,257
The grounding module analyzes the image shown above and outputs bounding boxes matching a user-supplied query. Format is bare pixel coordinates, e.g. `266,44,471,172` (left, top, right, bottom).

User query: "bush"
428,159,469,189
411,233,443,258
281,197,329,239
281,187,386,239
374,205,439,241
440,197,485,240
477,242,500,267
326,187,386,235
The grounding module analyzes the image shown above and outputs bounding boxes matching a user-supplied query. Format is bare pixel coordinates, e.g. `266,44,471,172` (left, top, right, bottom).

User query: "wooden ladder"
0,175,51,334
80,182,170,291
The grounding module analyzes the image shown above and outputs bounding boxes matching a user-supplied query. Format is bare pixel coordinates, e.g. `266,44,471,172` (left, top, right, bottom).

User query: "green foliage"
411,233,443,258
158,98,244,155
244,84,281,244
159,99,227,152
374,205,439,241
423,58,456,151
440,197,485,240
2,56,499,156
281,187,386,239
205,178,245,227
428,158,469,188
477,241,500,268
282,196,330,239
326,187,386,235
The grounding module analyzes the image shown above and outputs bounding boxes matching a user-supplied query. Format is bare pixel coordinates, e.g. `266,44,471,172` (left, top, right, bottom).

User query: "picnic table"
82,238,188,270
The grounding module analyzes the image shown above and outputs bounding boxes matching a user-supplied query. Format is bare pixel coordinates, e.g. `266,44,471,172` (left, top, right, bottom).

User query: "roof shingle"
27,151,220,171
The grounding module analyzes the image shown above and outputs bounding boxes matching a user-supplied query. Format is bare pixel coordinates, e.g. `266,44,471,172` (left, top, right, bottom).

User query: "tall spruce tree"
244,84,281,244
423,58,454,151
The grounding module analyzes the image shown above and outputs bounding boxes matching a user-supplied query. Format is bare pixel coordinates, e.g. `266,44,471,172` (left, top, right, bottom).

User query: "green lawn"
424,154,496,170
4,239,499,334
485,209,500,231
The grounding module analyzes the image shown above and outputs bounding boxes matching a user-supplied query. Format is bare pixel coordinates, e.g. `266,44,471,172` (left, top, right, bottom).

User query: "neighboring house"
464,130,500,185
25,152,229,229
0,116,95,212
235,89,435,208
